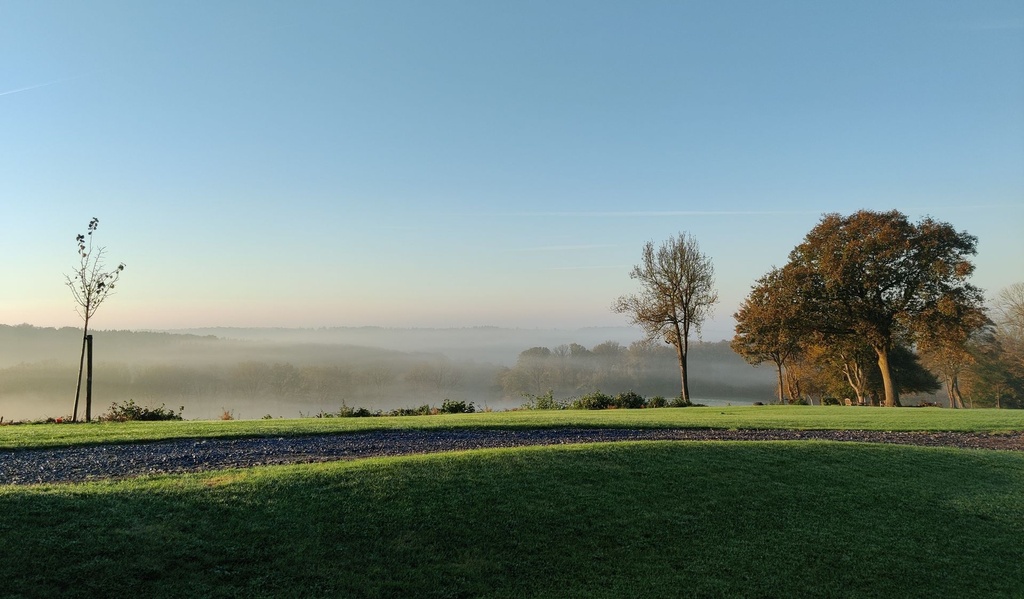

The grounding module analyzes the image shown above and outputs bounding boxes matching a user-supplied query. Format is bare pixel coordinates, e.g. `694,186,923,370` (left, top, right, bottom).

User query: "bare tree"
614,233,718,402
65,218,125,421
994,282,1024,371
362,366,394,398
405,359,463,400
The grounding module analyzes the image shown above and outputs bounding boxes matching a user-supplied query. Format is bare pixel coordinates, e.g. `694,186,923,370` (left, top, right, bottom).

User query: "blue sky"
2,0,1022,340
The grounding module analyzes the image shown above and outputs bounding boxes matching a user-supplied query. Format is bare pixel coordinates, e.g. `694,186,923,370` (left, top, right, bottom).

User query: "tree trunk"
72,317,90,422
672,323,689,403
675,344,689,403
73,336,85,422
784,368,798,405
774,360,784,404
945,374,966,409
841,360,866,405
951,377,965,409
85,334,94,422
875,346,898,407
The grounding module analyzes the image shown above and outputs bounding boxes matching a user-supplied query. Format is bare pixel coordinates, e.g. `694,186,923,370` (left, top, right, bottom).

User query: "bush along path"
1,427,1022,486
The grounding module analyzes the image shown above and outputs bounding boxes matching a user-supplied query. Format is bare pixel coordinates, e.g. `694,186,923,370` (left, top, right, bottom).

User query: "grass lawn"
1,441,1022,598
2,405,1024,450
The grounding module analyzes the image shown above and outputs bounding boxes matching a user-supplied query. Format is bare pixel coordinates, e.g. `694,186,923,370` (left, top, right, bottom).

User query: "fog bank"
0,325,774,421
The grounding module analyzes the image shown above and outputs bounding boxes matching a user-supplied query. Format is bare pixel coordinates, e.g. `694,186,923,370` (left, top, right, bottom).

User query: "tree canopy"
731,266,805,403
785,210,983,406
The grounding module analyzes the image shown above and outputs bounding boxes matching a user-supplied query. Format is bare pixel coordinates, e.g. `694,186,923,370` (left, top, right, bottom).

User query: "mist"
0,324,775,421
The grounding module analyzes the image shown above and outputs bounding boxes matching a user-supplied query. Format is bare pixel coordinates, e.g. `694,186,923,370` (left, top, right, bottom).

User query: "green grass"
1,442,1022,598
2,405,1023,450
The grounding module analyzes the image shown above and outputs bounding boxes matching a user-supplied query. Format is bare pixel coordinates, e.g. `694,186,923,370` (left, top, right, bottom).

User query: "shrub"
100,399,184,422
335,403,378,418
387,405,433,417
613,391,647,409
570,392,613,410
669,395,692,408
520,391,565,410
343,406,377,418
669,395,706,408
647,395,668,408
314,404,379,418
822,397,842,406
440,399,475,414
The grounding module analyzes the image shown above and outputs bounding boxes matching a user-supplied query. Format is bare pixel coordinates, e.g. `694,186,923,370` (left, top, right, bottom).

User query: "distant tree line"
497,339,768,401
0,326,773,419
0,358,496,413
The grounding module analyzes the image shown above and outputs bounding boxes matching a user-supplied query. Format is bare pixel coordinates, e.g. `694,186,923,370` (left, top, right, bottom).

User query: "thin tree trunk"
783,368,797,405
72,318,89,422
675,343,689,403
85,334,94,422
842,361,866,405
775,361,784,404
875,346,898,407
672,323,689,403
945,374,966,409
951,377,965,409
680,352,689,403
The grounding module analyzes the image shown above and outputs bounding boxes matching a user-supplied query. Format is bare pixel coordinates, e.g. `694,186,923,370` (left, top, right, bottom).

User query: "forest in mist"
0,324,774,421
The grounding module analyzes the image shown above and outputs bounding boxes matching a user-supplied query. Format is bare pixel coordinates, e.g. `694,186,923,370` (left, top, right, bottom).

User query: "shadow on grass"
1,441,1022,598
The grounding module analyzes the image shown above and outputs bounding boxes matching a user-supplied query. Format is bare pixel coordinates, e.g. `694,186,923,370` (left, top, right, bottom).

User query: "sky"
2,0,1022,341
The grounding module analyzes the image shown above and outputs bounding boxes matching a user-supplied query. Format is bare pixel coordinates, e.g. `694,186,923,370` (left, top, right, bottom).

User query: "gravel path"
2,428,1022,486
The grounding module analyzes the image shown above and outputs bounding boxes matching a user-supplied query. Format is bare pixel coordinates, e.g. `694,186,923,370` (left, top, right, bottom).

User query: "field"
3,405,1024,450
2,406,1023,598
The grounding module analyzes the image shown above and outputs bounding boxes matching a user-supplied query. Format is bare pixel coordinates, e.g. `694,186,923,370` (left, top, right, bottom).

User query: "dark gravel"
2,428,1022,486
